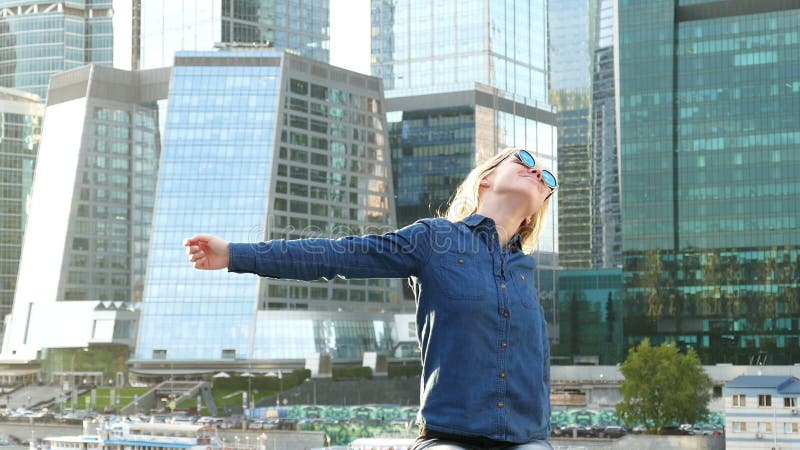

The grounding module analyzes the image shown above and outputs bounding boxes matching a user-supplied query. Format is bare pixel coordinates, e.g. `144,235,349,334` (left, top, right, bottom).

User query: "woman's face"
481,152,553,217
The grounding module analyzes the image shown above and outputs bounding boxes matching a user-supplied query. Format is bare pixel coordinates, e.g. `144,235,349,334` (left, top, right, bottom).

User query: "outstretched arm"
184,219,436,281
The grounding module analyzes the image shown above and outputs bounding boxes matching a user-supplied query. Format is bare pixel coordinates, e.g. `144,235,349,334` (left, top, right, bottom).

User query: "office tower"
1,65,170,360
372,0,547,101
548,0,596,268
618,1,800,363
549,0,621,270
139,0,330,69
0,0,138,99
0,87,42,336
591,0,620,269
132,51,397,370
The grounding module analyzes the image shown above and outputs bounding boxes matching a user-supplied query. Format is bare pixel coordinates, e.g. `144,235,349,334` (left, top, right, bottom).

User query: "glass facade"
0,88,42,335
135,51,398,362
552,269,623,365
140,0,329,69
371,0,548,102
0,0,114,99
590,45,621,269
387,107,475,227
548,0,622,270
619,1,800,363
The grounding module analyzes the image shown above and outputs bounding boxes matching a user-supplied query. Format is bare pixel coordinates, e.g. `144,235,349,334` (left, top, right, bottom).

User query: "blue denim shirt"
228,214,551,443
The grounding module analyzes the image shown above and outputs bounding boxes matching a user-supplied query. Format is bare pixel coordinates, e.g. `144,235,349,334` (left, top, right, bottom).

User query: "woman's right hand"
183,234,230,270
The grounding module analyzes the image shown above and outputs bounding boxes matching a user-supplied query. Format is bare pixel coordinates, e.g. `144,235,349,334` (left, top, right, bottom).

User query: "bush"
332,366,373,380
388,363,422,378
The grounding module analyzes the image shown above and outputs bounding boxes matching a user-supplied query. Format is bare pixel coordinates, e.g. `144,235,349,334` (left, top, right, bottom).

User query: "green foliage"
615,339,712,433
387,362,421,378
331,366,373,380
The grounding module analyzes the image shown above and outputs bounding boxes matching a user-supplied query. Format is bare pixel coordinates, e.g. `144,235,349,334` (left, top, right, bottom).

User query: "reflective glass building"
549,0,621,270
371,0,548,101
551,269,623,365
140,0,329,69
133,51,398,368
590,0,621,269
548,0,595,268
0,87,42,336
618,1,800,364
0,0,136,100
1,65,169,360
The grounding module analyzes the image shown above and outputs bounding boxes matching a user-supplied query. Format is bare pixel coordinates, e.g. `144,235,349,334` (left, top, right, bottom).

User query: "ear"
479,177,491,187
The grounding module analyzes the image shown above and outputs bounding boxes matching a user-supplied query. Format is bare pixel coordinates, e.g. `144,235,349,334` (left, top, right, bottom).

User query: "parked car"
603,425,627,438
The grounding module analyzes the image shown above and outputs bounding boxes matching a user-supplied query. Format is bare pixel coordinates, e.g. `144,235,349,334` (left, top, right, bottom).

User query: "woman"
185,147,557,449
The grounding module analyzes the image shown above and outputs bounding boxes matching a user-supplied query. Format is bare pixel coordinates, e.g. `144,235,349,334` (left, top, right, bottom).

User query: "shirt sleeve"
227,219,435,281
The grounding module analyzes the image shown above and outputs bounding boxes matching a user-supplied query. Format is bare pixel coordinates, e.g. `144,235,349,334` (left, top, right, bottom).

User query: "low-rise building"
724,375,800,449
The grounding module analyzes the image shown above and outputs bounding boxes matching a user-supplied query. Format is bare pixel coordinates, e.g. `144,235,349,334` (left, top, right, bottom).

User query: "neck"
475,202,526,247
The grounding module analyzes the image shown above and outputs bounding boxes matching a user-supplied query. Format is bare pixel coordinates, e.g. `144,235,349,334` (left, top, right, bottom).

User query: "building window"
221,349,236,359
785,397,797,407
731,421,746,432
759,394,772,407
732,394,746,407
757,422,772,433
152,349,167,360
785,422,799,433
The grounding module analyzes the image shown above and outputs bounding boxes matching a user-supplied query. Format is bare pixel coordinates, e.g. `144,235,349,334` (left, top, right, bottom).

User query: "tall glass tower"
548,0,595,269
0,0,137,100
139,0,330,69
372,0,547,102
0,87,42,335
133,51,398,368
618,0,800,364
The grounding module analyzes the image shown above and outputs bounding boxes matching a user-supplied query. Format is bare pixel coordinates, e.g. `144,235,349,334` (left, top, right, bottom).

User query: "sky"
329,0,371,75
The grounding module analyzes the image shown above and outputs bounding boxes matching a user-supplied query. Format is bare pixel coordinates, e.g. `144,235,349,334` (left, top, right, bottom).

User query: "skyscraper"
0,87,42,336
548,0,596,269
372,0,547,101
1,64,169,360
618,1,800,363
0,0,138,99
131,51,397,370
139,0,330,69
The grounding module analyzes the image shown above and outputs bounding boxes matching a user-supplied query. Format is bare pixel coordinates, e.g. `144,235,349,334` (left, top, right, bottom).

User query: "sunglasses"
513,149,558,191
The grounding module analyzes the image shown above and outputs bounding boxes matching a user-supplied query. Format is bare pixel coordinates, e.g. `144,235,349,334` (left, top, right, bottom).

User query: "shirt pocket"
511,270,538,308
436,252,489,301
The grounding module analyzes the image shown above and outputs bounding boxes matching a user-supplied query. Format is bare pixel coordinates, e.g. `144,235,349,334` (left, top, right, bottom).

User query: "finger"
185,234,216,246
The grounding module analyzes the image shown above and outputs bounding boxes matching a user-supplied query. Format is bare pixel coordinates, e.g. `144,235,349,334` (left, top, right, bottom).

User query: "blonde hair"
443,147,552,254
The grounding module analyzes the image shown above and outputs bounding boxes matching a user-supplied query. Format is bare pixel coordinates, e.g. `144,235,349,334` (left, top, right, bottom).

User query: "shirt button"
458,258,464,264
497,401,504,408
520,275,525,280
501,341,507,348
499,372,506,378
502,310,510,318
500,283,506,289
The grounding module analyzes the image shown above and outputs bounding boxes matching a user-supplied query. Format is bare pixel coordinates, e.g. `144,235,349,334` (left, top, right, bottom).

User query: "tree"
615,339,712,433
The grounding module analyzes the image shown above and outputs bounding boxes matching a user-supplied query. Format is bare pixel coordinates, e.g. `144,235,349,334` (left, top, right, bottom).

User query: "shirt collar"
462,214,523,252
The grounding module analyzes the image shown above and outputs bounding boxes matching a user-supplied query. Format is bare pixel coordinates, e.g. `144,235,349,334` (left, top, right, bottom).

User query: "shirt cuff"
227,242,257,274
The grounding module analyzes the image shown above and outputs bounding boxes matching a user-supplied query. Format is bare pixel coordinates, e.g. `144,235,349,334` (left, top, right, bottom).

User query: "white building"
724,375,800,450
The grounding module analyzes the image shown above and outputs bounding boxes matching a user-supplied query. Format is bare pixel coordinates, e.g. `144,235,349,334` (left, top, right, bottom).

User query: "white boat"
44,422,224,450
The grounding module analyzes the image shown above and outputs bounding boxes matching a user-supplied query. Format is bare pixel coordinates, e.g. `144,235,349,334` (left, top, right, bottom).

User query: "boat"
44,422,225,450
